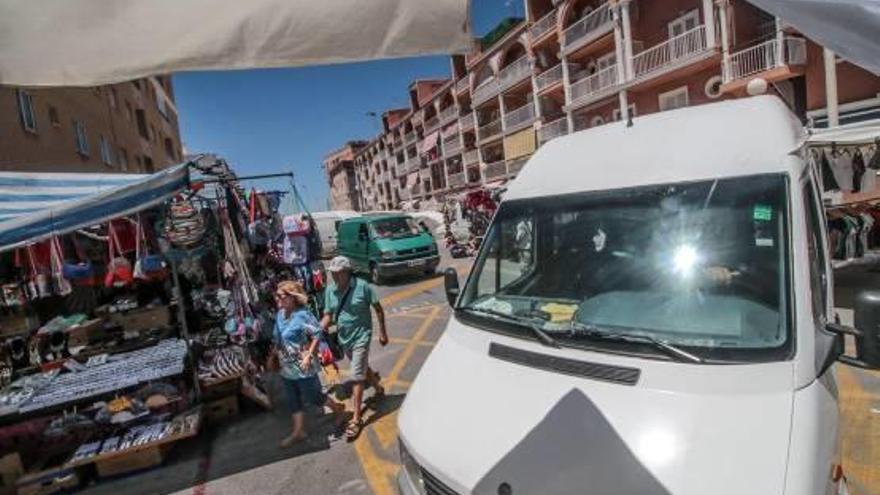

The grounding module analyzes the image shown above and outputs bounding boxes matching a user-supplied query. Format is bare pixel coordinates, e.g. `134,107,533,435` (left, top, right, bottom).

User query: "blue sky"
174,0,520,212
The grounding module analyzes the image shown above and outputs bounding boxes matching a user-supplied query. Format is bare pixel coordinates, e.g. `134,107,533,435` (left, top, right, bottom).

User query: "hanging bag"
164,200,205,248
62,235,95,285
325,283,353,361
104,222,133,288
134,215,168,282
49,236,71,296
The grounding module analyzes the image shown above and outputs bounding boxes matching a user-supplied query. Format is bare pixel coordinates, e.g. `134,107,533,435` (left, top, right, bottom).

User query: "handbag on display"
134,215,168,282
104,223,133,289
164,200,206,248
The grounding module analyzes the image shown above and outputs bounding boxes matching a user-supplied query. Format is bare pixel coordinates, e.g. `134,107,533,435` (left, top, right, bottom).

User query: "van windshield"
459,174,792,363
371,217,421,239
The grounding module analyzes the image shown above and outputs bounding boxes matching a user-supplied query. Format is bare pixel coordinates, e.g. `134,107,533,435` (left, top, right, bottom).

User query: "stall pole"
166,236,201,402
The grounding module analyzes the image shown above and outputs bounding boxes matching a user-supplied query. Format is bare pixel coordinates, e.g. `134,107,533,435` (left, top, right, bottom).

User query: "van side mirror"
444,268,460,307
851,291,880,368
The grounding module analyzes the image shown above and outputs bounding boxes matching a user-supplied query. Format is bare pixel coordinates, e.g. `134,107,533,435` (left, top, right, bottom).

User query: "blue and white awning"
0,164,189,252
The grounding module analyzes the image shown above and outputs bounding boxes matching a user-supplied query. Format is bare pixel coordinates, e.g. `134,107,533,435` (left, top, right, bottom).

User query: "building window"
48,106,60,127
119,148,129,171
135,109,148,139
659,86,689,111
74,121,89,156
143,156,154,173
99,135,113,165
164,137,176,160
668,9,700,38
109,88,117,109
612,104,637,121
16,90,37,133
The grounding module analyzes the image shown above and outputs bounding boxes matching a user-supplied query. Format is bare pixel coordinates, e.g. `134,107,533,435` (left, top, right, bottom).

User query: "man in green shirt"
321,256,388,441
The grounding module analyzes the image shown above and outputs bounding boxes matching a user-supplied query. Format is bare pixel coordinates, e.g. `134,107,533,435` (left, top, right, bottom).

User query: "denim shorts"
282,375,325,413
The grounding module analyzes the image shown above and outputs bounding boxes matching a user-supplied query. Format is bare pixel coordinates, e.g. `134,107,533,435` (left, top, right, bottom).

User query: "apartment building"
0,76,183,173
324,141,367,211
334,0,880,211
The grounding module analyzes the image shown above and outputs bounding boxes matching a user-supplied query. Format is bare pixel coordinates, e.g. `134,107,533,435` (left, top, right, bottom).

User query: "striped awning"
0,164,189,252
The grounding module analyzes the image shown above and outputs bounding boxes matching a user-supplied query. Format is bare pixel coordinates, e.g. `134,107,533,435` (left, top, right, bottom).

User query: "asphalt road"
74,249,879,495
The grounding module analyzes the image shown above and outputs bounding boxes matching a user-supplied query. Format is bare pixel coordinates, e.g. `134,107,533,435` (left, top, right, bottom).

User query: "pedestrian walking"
272,280,346,448
320,256,388,441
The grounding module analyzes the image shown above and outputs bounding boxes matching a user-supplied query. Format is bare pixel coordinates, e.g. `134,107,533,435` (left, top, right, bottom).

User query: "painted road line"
837,364,880,495
386,306,441,384
379,277,445,308
388,337,437,347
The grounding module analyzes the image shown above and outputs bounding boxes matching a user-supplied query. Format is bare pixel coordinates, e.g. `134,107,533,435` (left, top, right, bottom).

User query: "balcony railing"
570,64,619,106
455,77,470,94
530,9,557,41
447,172,466,189
460,113,476,129
406,157,421,172
424,116,440,132
443,136,463,156
538,117,569,145
633,25,709,81
561,2,613,54
410,183,422,196
473,79,500,106
478,119,502,141
463,149,480,165
723,37,807,83
438,105,459,125
535,64,564,92
483,160,508,181
507,156,528,176
503,103,537,132
498,56,533,93
404,131,417,144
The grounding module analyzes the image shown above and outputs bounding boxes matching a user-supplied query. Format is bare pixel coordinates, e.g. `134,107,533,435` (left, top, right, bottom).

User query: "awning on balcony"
503,128,537,160
747,0,880,75
806,119,880,146
0,0,472,85
420,131,441,154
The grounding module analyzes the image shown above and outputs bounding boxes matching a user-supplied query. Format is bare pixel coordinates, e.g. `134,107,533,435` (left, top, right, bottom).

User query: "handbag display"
104,223,133,289
164,201,206,248
134,215,167,282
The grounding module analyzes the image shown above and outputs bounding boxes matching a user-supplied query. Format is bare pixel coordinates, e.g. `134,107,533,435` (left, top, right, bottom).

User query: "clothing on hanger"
820,151,840,192
831,151,854,193
852,149,866,192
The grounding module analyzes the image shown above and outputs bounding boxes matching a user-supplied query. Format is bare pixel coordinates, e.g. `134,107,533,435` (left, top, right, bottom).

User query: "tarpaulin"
420,131,441,155
0,0,472,86
747,0,880,75
503,128,536,160
806,119,880,146
0,164,189,252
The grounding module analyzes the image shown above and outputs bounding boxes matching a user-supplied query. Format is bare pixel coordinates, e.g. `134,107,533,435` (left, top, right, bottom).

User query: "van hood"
375,233,434,252
399,319,796,495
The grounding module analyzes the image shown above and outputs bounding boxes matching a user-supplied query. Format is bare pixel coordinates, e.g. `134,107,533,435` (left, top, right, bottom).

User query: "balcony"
473,79,501,106
396,160,407,176
722,37,806,86
568,64,619,109
455,77,470,94
406,156,421,172
507,156,528,176
393,136,403,148
404,132,417,145
483,160,508,181
529,9,557,42
478,119,503,141
460,113,476,129
535,64,564,93
438,105,459,125
443,135,462,156
538,117,569,145
463,149,480,165
632,25,711,83
410,183,422,196
447,172,466,189
561,2,613,55
424,116,440,132
498,56,533,93
503,103,537,133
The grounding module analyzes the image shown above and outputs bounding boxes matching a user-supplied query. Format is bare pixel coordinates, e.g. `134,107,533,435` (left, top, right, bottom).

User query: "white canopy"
806,120,880,147
0,0,472,86
747,0,880,75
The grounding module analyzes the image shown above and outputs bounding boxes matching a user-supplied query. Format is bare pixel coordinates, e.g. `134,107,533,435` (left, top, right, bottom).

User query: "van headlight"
399,440,426,494
380,250,395,260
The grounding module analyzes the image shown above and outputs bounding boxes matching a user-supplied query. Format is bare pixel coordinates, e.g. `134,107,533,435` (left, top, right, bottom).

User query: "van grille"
489,342,641,385
421,468,459,495
397,246,431,257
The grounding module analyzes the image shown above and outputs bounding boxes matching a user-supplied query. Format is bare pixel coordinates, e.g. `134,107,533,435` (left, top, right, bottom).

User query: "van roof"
506,96,805,201
340,213,407,224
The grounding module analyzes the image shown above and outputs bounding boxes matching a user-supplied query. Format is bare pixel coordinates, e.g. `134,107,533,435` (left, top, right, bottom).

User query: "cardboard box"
15,457,77,495
109,306,171,333
95,445,165,478
65,319,106,347
0,315,36,338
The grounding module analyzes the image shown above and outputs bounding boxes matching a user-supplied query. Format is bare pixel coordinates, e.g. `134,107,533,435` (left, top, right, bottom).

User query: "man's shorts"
344,344,370,382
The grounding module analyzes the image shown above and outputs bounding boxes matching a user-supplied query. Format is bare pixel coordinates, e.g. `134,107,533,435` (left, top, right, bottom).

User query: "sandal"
345,419,364,442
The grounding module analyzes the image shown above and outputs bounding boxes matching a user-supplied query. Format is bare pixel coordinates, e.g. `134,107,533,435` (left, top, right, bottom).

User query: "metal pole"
823,48,840,127
197,171,294,184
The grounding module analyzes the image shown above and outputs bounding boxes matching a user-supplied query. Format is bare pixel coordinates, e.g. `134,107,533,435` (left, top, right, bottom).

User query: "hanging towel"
852,149,866,192
821,151,840,192
868,146,880,170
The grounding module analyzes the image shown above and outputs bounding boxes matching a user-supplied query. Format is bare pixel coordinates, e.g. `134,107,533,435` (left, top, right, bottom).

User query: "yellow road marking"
837,365,880,494
373,410,400,449
388,337,437,347
387,306,441,384
379,277,445,308
353,429,400,494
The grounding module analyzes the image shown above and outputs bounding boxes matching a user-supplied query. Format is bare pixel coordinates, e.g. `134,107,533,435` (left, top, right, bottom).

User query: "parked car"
336,213,439,284
397,96,877,495
310,210,361,258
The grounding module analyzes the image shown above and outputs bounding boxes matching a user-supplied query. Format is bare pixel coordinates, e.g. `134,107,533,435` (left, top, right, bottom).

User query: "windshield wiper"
461,307,560,348
566,322,702,363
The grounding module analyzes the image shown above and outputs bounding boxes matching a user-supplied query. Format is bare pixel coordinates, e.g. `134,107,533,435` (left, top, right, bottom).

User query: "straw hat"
276,280,308,305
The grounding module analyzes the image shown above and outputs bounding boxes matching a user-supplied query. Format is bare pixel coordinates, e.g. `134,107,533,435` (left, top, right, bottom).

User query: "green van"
336,214,440,284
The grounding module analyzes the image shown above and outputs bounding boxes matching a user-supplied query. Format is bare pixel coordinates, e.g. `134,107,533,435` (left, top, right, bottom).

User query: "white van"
397,96,879,495
310,210,361,258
